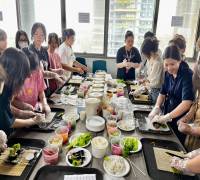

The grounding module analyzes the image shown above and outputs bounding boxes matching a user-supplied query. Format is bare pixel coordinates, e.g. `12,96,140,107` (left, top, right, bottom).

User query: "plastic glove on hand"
151,113,172,124
148,106,161,120
170,157,194,176
0,130,7,152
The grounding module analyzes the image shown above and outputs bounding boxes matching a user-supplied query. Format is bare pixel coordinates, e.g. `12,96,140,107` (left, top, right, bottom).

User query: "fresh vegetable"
9,143,21,156
121,137,139,157
153,122,167,129
172,167,182,174
8,143,21,162
68,150,85,166
66,133,92,150
117,79,125,84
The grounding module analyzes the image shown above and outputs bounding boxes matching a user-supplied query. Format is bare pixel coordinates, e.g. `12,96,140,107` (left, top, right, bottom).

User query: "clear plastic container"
42,145,59,165
55,126,69,144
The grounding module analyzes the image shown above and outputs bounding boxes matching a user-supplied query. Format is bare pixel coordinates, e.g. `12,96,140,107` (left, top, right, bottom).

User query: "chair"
73,57,87,76
92,60,107,73
76,57,86,66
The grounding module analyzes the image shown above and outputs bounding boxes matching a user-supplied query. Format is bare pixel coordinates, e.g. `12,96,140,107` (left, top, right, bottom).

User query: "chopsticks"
127,158,146,176
165,152,185,159
126,158,136,177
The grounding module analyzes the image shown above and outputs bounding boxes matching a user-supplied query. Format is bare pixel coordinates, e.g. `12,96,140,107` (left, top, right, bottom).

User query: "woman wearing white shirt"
58,29,87,78
140,37,164,103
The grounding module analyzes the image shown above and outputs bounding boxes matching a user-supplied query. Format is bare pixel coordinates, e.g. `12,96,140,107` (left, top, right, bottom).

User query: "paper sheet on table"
153,147,185,173
134,95,149,102
45,112,56,123
145,117,170,132
64,174,96,180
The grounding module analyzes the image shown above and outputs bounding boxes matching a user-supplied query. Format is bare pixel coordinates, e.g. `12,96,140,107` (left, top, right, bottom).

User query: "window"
107,0,156,57
0,0,18,47
19,0,61,43
65,0,105,54
156,0,200,57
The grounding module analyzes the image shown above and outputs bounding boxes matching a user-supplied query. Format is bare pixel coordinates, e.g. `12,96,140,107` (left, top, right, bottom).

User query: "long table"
12,99,186,180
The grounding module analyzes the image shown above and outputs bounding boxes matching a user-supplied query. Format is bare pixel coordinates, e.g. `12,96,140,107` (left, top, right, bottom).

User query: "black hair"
22,48,39,72
15,30,30,49
169,35,186,50
48,33,59,45
125,30,134,40
63,29,75,39
0,64,6,82
144,31,155,39
141,37,159,58
0,48,30,94
0,28,7,41
31,22,47,40
163,45,181,61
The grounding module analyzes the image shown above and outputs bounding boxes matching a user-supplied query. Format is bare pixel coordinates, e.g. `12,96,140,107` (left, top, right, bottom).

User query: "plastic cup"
48,135,63,153
108,129,121,142
55,126,69,144
111,137,122,155
91,136,108,158
80,111,86,121
42,145,59,165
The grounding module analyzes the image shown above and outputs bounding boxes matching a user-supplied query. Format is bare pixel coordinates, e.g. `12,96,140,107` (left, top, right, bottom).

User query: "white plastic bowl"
91,136,108,158
86,116,105,132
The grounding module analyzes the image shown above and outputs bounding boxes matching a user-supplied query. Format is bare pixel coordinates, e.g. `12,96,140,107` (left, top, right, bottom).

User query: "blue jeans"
149,88,160,104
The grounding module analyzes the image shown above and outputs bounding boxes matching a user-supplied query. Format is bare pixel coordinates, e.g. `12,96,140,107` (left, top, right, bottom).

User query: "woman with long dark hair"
0,48,44,135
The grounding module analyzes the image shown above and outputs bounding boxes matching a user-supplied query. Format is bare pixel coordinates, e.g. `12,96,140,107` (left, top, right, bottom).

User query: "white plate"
71,75,84,80
63,113,79,122
117,120,135,132
60,95,77,106
92,88,104,92
117,83,126,88
86,116,105,132
93,77,105,81
66,147,92,167
103,155,130,177
92,84,104,88
89,92,103,99
69,133,91,148
120,137,142,153
93,81,105,84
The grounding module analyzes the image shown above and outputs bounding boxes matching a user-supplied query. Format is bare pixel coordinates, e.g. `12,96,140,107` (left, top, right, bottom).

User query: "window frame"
15,0,199,60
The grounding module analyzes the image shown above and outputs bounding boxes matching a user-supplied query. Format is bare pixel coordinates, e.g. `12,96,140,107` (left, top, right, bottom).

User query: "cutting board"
0,149,36,176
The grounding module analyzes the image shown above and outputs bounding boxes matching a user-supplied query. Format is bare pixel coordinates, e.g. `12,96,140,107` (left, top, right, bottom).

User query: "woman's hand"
152,113,172,124
43,104,51,116
185,148,200,159
148,106,161,120
170,157,190,174
55,74,65,85
0,130,7,152
33,113,46,124
76,67,84,74
178,122,192,135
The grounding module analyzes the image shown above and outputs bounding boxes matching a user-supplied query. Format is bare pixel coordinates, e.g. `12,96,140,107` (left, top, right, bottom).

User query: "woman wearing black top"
29,23,64,95
116,31,141,80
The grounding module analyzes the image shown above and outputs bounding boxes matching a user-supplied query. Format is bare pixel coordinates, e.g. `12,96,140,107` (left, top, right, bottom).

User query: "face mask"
18,41,28,49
